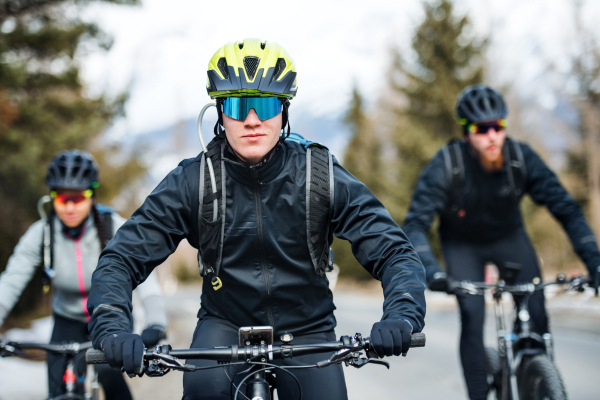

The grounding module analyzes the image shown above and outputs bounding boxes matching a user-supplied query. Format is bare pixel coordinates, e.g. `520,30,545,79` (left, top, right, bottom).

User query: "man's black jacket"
88,140,426,348
403,139,600,281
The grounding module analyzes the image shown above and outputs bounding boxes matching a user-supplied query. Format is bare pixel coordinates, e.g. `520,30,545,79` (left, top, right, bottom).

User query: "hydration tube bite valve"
197,103,223,291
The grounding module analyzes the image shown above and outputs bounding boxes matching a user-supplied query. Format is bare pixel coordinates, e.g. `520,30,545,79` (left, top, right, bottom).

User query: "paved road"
1,284,599,399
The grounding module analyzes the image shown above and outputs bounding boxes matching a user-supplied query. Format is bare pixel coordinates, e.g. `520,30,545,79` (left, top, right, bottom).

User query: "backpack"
197,134,334,291
40,205,114,292
442,137,527,219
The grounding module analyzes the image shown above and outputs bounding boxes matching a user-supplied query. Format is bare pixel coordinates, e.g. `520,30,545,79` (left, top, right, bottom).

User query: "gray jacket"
0,212,167,328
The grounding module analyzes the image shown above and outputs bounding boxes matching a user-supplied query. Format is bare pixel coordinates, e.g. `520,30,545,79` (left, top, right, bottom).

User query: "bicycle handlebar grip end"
86,348,107,364
410,333,426,348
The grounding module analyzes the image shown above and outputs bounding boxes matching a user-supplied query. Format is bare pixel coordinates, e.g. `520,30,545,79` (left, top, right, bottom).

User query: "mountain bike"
87,326,426,400
448,273,590,400
0,340,99,400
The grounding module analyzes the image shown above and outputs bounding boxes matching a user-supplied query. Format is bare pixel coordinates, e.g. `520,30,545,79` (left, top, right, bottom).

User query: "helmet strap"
214,99,226,139
279,100,291,143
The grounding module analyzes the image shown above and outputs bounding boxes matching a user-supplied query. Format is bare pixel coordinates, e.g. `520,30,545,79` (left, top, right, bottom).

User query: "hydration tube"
37,195,54,290
37,195,51,220
197,103,218,222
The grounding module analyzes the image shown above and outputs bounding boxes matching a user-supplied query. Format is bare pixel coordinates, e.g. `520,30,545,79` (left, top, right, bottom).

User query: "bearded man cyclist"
87,38,426,400
402,85,600,400
0,150,168,399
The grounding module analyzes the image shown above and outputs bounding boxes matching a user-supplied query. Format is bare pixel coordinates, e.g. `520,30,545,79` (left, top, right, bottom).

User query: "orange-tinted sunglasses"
50,189,93,205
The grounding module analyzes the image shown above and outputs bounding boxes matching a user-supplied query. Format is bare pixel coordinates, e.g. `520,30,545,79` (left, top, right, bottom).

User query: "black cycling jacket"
403,139,600,281
88,140,426,348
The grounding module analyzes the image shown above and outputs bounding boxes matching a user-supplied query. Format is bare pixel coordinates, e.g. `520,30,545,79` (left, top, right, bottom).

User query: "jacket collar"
223,141,287,186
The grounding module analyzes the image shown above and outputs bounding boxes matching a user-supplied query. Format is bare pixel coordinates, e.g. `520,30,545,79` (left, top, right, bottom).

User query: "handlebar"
1,340,93,358
448,275,590,296
86,332,426,375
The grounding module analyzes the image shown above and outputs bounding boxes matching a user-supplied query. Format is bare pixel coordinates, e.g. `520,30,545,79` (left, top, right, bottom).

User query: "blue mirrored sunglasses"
222,97,283,121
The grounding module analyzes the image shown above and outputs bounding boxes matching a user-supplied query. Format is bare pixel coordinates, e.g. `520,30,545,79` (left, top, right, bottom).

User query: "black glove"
101,333,145,377
141,325,166,348
427,271,449,292
370,319,413,358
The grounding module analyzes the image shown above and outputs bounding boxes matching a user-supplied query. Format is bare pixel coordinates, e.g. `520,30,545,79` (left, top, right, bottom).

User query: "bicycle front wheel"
519,355,567,400
485,347,502,399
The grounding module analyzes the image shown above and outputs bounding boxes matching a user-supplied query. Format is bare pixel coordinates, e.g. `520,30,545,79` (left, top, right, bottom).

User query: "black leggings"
442,228,549,400
47,314,132,400
182,316,348,400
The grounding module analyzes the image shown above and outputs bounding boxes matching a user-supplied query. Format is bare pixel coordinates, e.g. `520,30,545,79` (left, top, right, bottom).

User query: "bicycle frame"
490,288,550,400
450,276,588,400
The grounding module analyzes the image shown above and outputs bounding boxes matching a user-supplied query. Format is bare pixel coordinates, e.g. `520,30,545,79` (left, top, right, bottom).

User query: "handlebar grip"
86,348,107,364
410,333,426,348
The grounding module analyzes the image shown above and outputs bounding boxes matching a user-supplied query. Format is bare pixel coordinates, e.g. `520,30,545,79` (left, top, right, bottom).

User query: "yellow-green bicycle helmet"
207,38,298,99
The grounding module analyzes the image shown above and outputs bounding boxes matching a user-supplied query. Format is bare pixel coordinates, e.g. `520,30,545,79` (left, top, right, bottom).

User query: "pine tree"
386,0,486,220
332,1,486,281
0,0,141,325
332,85,381,280
341,85,385,197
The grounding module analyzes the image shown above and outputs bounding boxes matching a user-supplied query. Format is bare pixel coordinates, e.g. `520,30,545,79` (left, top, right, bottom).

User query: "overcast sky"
79,0,600,140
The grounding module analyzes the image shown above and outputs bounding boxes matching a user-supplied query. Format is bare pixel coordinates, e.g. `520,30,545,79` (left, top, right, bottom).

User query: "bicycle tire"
519,355,567,400
485,347,502,399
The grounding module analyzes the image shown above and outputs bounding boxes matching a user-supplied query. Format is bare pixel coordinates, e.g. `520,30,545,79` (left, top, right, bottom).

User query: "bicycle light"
280,333,293,344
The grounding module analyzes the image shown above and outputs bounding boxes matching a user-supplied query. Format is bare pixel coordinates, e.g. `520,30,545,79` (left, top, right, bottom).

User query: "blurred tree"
0,0,142,326
567,0,600,236
531,0,600,278
387,0,485,219
333,84,379,280
334,0,486,280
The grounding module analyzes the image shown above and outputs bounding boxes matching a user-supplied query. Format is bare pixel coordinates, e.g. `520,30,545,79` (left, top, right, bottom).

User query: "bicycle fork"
494,296,519,400
85,366,99,400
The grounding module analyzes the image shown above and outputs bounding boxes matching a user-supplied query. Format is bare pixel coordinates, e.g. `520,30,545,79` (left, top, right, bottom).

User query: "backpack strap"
198,138,226,290
94,204,115,248
40,212,55,293
503,138,527,198
196,135,334,285
442,140,467,219
306,144,334,276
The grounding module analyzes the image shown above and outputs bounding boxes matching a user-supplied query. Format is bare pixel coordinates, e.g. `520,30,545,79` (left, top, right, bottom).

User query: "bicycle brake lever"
365,358,390,369
316,348,352,368
349,355,390,369
0,343,24,358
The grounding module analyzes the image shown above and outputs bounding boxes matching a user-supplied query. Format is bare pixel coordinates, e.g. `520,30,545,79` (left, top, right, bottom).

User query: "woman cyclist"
0,150,168,399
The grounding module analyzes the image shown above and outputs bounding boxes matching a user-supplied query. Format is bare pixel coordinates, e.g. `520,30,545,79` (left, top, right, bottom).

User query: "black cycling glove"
101,333,145,377
427,271,449,292
141,325,166,348
370,319,413,357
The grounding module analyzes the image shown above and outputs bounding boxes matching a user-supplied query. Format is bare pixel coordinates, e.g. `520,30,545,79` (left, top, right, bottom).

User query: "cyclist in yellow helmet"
88,39,426,399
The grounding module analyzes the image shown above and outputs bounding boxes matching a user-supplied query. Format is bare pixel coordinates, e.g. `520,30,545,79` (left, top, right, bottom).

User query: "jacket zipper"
74,238,91,322
254,176,275,328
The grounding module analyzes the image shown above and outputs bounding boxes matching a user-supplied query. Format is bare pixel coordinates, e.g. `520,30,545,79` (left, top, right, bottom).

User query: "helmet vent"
244,56,260,80
217,57,229,79
272,58,286,80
